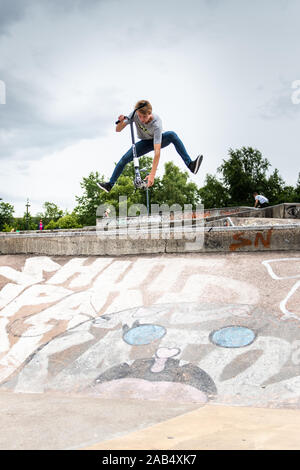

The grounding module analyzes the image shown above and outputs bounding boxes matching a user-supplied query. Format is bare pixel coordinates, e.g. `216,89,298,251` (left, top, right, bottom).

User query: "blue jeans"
109,131,192,185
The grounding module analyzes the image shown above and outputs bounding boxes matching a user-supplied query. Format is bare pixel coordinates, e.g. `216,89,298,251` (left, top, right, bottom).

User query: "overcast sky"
0,0,299,216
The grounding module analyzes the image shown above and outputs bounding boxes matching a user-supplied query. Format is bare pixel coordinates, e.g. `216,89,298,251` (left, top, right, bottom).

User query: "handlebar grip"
115,116,129,125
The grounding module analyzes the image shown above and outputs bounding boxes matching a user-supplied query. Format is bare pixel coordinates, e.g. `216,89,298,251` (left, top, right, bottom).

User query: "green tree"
218,147,270,206
0,201,14,231
198,174,230,209
152,161,200,208
44,220,59,230
265,168,286,205
74,171,105,226
264,169,300,204
20,212,37,231
278,185,298,203
56,213,82,229
74,157,155,224
202,146,300,207
74,157,201,224
44,213,82,230
41,202,64,222
2,223,15,232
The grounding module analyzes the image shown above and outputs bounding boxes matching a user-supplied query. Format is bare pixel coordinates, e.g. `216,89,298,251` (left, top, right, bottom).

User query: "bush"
44,220,59,230
45,214,82,230
57,214,82,229
2,223,15,232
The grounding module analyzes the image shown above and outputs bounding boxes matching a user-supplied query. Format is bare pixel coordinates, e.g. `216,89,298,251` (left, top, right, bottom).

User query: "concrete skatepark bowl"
0,203,300,450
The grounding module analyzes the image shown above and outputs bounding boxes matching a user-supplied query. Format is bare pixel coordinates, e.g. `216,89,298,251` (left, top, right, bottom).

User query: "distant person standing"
39,219,43,230
253,192,269,208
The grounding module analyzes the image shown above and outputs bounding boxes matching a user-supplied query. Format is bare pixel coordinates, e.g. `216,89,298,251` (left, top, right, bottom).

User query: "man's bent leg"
110,140,154,185
161,131,192,168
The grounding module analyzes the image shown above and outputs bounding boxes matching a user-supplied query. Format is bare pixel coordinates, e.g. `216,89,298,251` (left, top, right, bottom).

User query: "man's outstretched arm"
146,143,161,187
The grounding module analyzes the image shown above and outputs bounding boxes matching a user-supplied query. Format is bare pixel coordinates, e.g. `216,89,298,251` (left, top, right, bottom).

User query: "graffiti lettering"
254,229,272,248
229,233,252,251
230,229,273,251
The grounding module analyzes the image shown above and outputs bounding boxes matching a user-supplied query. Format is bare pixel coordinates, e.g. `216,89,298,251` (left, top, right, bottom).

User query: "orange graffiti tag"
229,233,252,251
254,229,273,248
230,229,273,251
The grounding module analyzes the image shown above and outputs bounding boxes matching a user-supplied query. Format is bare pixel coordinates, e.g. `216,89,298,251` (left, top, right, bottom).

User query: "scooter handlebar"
115,116,128,125
115,101,147,124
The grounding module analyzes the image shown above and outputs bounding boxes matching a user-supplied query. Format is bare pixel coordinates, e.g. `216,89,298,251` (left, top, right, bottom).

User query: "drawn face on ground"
1,255,300,408
4,301,300,408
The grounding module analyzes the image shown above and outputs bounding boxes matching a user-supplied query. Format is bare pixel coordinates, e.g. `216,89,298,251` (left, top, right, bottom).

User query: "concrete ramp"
0,204,300,449
1,253,300,408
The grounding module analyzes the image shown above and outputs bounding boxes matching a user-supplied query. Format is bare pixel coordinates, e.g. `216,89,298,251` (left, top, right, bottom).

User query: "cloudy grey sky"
0,0,299,216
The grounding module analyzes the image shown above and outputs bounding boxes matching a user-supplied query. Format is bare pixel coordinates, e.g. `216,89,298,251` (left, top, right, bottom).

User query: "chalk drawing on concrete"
210,326,256,348
1,256,300,407
122,321,166,345
262,258,300,320
280,281,300,320
262,258,300,281
94,349,217,404
93,378,209,404
0,300,297,407
0,255,261,387
151,347,180,373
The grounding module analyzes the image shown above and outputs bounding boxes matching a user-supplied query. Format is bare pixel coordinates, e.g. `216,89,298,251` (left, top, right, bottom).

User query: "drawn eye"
209,326,256,348
123,324,166,345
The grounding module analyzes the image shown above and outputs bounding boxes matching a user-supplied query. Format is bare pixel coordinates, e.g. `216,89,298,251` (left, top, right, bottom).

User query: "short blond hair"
135,99,152,115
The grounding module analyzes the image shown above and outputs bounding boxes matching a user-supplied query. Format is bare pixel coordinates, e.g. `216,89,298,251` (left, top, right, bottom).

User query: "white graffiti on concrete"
8,303,296,408
0,255,299,406
262,258,300,320
0,256,259,386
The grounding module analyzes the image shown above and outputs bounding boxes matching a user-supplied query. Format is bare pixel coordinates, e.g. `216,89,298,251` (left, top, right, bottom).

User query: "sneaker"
189,155,203,174
97,181,113,193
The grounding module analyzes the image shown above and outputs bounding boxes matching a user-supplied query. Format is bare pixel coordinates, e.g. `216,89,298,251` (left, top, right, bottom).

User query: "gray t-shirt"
126,112,163,145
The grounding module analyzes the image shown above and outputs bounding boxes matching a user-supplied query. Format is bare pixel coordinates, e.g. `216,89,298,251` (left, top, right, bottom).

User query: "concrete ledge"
0,225,299,255
1,204,299,256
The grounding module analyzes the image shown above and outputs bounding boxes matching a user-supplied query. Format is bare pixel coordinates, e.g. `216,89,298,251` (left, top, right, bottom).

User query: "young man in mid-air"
97,100,203,192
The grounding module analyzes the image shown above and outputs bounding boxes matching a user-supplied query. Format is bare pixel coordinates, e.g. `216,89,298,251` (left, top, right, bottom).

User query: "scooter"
115,102,148,190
